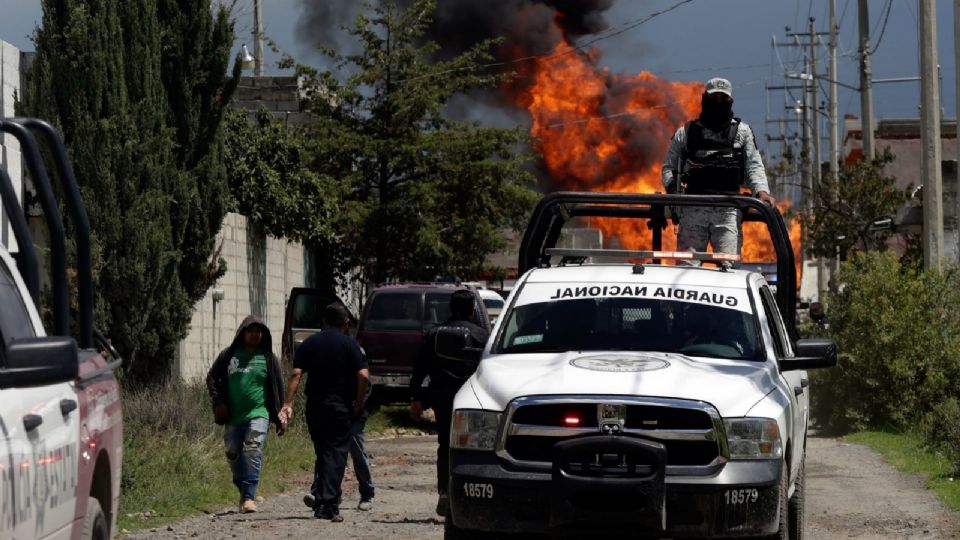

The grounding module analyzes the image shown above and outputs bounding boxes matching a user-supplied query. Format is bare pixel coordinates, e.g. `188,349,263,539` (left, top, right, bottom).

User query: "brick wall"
177,212,305,380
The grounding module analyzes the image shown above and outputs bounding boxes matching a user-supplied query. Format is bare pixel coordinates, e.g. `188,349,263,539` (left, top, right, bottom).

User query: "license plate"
370,374,411,387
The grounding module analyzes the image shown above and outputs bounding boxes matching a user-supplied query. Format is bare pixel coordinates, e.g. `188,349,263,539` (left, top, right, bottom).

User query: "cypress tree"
23,0,236,384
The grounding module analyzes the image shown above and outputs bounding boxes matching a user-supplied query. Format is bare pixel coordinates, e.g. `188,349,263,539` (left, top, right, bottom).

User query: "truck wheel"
760,461,789,540
788,460,805,540
81,498,109,540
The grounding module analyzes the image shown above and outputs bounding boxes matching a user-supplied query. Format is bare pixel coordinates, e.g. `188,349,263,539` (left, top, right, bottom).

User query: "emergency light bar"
545,248,741,263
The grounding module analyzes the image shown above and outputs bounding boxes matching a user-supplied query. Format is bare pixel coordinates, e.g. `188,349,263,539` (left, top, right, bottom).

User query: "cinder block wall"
0,40,21,251
177,212,305,380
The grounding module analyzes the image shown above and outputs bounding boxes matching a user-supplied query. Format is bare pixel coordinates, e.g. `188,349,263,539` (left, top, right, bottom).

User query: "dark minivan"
357,283,490,396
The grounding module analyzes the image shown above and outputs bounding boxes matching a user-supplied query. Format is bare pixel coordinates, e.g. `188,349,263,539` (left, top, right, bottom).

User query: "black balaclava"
699,93,734,131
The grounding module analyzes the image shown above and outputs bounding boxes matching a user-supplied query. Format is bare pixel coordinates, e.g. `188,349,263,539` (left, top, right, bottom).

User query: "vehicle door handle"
23,414,42,431
794,386,804,396
801,378,809,388
60,399,78,415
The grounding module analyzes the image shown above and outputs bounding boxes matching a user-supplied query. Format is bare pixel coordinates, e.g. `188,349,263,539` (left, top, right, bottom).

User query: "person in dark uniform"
409,289,489,516
280,303,370,522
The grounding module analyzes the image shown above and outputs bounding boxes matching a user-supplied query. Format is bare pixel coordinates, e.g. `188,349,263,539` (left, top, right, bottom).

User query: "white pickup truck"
0,118,122,540
444,193,836,539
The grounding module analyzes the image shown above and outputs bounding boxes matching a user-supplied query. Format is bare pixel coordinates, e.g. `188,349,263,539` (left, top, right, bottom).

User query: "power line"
395,0,698,84
867,0,894,55
651,62,773,76
541,75,773,129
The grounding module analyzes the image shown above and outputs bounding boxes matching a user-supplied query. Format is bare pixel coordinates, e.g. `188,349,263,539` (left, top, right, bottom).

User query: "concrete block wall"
177,212,305,380
0,40,21,251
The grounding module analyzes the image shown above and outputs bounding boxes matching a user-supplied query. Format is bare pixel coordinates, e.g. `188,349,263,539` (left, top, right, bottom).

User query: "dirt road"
122,435,960,539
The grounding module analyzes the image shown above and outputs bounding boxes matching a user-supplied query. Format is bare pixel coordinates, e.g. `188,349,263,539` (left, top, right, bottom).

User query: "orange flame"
508,38,802,277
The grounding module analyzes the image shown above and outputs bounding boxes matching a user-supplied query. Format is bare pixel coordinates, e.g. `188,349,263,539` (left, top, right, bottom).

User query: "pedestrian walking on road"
303,385,376,511
409,289,489,516
206,315,286,513
280,303,371,522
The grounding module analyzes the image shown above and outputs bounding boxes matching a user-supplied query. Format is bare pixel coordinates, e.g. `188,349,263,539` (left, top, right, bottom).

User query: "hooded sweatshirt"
206,315,284,428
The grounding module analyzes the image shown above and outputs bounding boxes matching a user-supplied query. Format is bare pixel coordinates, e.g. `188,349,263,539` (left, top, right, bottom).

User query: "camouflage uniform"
660,118,769,266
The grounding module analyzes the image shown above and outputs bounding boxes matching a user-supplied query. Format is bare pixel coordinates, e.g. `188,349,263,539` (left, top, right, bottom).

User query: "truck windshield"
496,296,761,360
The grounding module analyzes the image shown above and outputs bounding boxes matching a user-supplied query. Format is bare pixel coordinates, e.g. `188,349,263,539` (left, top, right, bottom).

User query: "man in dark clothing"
409,289,489,516
280,303,370,522
206,315,285,513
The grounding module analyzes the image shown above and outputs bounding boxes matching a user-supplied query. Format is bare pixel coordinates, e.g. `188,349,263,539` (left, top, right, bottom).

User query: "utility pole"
807,17,828,300
954,0,960,262
799,34,812,224
920,0,944,270
828,0,839,181
858,0,875,159
809,17,821,195
253,0,265,77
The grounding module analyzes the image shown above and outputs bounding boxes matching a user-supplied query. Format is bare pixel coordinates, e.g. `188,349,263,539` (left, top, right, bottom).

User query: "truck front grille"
495,396,728,475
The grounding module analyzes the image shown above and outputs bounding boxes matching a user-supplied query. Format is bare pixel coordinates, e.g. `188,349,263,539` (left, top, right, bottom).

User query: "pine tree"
23,0,236,384
232,0,538,287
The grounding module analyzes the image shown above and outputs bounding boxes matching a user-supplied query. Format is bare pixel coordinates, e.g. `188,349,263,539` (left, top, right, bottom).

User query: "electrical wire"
540,75,774,129
394,0,698,84
867,0,894,56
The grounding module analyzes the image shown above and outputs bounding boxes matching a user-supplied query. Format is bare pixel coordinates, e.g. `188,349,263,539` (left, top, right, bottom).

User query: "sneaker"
241,499,258,513
435,493,449,516
358,498,373,511
303,493,315,509
314,505,344,522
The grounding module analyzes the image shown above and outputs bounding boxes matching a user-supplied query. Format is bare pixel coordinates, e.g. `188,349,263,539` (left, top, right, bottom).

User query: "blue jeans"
310,413,375,501
224,416,269,502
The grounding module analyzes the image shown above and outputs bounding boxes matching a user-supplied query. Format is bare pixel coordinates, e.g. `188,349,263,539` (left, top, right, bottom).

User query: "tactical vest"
682,119,745,195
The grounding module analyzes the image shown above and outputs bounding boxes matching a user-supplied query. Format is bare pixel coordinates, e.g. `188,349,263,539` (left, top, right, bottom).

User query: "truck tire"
760,461,789,540
81,498,109,540
788,460,805,540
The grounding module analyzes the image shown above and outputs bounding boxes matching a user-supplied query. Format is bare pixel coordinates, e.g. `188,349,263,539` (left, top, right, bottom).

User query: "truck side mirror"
434,326,483,367
0,336,79,389
780,338,838,371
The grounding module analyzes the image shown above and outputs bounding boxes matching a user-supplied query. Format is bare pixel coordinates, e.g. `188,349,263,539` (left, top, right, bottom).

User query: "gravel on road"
121,434,960,539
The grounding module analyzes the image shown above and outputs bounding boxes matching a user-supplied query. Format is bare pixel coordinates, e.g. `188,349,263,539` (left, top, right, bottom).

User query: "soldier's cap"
705,77,733,98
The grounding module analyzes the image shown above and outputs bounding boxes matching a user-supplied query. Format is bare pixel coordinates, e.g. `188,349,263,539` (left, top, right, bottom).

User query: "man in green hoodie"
206,315,285,513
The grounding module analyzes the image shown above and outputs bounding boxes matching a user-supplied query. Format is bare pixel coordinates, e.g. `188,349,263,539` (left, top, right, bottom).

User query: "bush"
923,398,960,477
119,380,315,530
811,252,960,434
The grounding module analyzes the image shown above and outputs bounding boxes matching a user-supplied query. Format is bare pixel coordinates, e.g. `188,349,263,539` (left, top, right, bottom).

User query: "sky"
1,0,957,164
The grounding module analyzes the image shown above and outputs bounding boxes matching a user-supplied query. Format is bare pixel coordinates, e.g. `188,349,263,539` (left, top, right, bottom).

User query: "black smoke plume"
296,0,615,63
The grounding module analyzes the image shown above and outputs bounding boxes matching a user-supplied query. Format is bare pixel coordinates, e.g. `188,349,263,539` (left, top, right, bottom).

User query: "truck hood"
469,351,778,418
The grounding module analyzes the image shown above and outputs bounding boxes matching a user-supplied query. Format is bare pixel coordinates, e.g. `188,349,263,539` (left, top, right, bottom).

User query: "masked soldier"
409,289,489,517
661,77,776,265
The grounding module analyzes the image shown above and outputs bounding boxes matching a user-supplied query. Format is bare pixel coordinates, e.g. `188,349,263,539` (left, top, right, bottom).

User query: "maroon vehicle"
356,284,490,399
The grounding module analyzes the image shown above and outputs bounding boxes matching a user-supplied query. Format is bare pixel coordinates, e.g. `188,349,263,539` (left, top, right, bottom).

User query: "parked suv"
357,284,490,395
281,287,356,364
477,288,505,324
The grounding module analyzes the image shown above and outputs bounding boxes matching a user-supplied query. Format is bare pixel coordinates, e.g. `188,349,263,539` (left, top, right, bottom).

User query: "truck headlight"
723,418,783,459
451,410,501,451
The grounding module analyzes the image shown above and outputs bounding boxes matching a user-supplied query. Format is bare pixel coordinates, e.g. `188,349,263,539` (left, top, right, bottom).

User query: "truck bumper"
449,439,782,538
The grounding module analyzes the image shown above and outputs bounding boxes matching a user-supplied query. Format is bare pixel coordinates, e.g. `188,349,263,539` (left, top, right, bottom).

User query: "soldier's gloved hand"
666,177,679,194
757,191,777,207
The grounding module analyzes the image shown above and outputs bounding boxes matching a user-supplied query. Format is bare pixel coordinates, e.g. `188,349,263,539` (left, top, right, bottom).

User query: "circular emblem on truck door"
570,355,670,372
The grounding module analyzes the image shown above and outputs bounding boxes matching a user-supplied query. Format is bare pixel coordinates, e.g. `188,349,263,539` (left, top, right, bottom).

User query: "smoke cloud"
296,0,615,64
